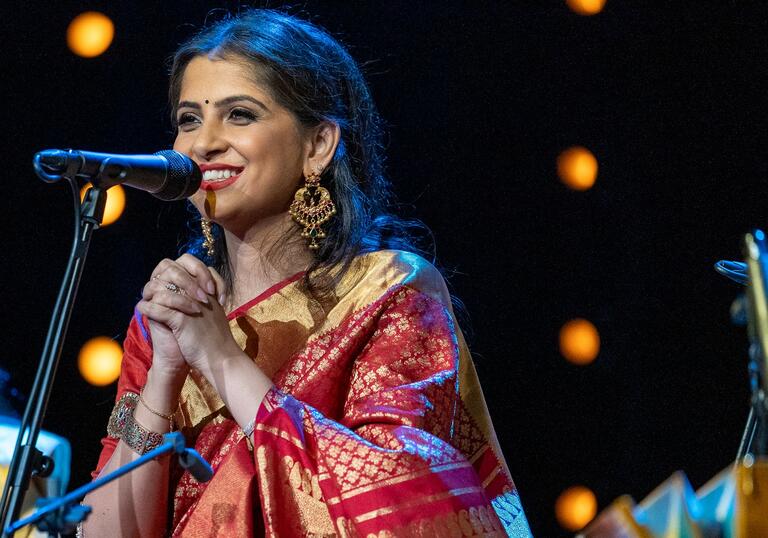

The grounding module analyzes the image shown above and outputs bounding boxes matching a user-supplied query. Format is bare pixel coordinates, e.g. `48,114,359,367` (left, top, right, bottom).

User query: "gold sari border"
482,465,502,489
354,486,485,523
226,271,305,320
469,446,488,464
254,423,306,451
325,460,474,505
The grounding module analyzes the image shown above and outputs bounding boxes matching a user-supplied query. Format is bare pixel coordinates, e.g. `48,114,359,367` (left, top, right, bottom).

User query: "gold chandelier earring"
201,218,215,257
290,167,336,250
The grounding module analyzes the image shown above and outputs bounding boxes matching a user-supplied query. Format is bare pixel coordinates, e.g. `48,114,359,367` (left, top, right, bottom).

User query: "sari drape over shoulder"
94,250,531,537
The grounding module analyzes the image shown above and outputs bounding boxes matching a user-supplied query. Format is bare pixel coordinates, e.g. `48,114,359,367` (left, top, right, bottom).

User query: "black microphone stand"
0,158,108,536
4,432,212,537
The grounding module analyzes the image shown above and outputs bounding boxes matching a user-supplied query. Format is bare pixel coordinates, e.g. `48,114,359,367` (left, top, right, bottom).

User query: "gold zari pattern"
94,250,531,537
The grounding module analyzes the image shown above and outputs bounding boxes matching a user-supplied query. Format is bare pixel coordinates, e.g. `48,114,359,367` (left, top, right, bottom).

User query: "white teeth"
203,169,240,182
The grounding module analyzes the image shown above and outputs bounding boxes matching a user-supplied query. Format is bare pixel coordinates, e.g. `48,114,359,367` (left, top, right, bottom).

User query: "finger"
207,266,227,304
146,287,203,316
142,278,179,301
136,299,181,326
176,254,218,297
155,262,209,303
146,318,173,338
150,258,177,280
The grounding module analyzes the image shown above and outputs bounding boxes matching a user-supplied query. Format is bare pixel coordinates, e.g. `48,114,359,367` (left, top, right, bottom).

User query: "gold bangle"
139,388,176,422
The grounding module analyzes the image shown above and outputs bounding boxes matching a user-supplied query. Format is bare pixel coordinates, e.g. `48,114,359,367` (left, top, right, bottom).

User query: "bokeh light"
80,183,125,226
559,318,600,365
565,0,607,16
555,485,598,531
557,146,598,191
67,12,114,58
78,336,122,386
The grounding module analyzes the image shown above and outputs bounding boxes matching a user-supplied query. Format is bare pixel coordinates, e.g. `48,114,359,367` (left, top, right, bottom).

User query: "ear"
303,120,341,175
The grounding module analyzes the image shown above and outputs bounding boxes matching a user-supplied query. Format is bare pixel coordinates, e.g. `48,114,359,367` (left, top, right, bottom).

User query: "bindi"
204,99,209,104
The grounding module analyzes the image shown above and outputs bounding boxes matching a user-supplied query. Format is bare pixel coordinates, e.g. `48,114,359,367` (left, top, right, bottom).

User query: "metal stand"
0,183,106,537
738,230,768,460
0,154,213,536
4,432,212,536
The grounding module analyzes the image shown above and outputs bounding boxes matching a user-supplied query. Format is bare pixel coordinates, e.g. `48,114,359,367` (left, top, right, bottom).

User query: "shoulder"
339,249,452,310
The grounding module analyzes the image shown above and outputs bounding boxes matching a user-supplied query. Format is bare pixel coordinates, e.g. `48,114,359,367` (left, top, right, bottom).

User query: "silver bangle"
242,418,256,437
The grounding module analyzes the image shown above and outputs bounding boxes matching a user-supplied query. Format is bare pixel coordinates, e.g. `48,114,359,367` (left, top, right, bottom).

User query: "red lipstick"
198,164,244,191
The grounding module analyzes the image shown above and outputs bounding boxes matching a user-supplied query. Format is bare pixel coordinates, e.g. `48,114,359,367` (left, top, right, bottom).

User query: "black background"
1,2,766,536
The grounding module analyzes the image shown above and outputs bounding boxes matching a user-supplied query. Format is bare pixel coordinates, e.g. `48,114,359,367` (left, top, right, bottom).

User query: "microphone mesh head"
153,150,202,201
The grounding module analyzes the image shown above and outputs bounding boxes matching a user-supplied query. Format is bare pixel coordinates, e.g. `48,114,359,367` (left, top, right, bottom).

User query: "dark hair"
170,8,433,299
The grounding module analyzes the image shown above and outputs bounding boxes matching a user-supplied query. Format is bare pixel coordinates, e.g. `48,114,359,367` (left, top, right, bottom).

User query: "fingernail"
219,294,226,305
196,289,209,303
207,282,216,294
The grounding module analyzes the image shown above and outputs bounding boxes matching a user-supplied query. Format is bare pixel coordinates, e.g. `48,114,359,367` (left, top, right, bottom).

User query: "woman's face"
173,55,308,235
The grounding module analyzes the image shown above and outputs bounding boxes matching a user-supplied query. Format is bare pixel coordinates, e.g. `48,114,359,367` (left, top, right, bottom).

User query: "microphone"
33,149,202,201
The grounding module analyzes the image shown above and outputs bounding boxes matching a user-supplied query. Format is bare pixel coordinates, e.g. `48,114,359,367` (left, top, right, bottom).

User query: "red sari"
94,250,531,537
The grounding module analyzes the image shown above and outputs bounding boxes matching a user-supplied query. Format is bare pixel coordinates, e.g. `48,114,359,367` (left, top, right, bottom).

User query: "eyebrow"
177,95,269,112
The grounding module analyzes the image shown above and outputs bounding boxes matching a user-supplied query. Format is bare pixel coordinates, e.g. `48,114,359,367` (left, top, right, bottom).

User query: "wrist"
144,367,186,412
198,350,273,430
196,345,248,382
148,356,188,384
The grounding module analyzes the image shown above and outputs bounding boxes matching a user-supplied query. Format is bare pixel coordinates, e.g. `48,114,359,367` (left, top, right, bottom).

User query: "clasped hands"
136,253,243,382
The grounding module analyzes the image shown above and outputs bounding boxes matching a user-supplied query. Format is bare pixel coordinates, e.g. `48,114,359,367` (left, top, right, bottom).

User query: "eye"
229,108,258,124
177,112,200,131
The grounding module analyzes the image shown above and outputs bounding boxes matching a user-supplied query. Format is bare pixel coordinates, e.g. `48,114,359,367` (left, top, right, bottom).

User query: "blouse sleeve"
91,310,153,479
250,285,531,537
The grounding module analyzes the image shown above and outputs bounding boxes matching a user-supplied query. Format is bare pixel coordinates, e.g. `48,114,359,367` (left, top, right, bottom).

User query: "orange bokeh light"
67,12,114,58
80,183,125,226
566,0,607,16
559,318,600,365
78,336,122,386
556,485,598,531
557,146,598,191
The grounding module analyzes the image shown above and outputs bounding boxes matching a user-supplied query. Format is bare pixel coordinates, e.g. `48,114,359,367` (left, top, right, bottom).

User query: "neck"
222,212,313,310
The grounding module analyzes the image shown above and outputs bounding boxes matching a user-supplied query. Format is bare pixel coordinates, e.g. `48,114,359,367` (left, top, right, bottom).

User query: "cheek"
188,191,205,215
172,134,188,154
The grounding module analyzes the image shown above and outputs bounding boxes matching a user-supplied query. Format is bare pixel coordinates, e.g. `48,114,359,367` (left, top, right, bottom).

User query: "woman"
82,9,531,537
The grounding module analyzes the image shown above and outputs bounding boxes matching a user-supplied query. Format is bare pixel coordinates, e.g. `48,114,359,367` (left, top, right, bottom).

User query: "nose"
191,120,227,162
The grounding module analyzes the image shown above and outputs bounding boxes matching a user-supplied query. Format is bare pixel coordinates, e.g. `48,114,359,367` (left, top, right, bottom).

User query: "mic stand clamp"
5,432,213,537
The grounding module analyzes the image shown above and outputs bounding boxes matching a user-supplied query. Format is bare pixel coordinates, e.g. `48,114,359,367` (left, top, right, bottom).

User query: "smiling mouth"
199,167,244,191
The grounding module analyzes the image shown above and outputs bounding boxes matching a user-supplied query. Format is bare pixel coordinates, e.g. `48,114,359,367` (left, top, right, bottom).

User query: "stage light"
559,318,600,365
557,146,598,191
566,0,607,16
556,485,598,531
67,12,114,58
80,183,125,226
78,336,122,386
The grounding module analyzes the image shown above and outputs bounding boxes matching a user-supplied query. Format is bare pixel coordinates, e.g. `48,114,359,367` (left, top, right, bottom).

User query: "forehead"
179,56,273,102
